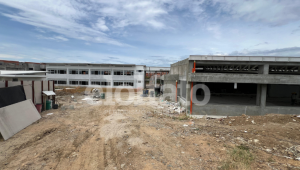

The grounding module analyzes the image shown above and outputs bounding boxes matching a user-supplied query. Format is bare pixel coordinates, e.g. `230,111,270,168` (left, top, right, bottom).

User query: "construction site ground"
1,90,300,170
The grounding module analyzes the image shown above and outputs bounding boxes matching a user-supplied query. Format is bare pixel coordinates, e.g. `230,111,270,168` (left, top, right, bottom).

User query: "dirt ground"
1,90,300,170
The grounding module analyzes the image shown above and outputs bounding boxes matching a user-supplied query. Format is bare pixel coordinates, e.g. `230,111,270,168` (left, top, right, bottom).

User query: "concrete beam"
161,74,179,81
189,73,300,85
195,61,300,66
190,55,300,63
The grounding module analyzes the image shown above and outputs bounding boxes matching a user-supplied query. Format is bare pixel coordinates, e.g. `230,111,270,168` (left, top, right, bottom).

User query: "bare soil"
0,91,300,170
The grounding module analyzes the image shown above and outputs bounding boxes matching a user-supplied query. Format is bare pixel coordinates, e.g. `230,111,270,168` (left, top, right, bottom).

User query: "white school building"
45,63,147,89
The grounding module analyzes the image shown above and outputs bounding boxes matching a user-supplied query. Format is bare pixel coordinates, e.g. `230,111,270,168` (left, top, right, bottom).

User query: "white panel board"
0,81,5,88
0,99,41,140
43,80,48,91
35,81,42,104
49,81,53,91
8,81,21,87
23,81,32,101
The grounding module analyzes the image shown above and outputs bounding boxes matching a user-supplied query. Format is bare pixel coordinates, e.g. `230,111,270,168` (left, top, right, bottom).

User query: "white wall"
23,81,33,102
35,81,42,104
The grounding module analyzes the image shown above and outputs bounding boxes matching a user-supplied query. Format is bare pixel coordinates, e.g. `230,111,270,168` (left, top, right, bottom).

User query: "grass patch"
220,145,255,170
237,144,250,151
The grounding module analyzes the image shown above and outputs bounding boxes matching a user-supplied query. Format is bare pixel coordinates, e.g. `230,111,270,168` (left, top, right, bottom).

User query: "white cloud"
0,54,23,59
31,57,42,60
291,26,300,34
1,0,300,61
1,0,298,46
91,0,169,29
206,23,221,39
230,47,300,57
213,0,300,26
0,0,126,46
92,18,109,31
37,35,69,41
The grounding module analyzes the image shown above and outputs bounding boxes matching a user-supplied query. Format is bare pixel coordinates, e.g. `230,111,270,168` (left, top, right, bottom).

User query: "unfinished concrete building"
161,55,300,116
0,60,46,71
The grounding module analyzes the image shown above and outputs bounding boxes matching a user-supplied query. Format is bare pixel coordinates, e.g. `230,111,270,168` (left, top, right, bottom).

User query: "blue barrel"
143,90,149,95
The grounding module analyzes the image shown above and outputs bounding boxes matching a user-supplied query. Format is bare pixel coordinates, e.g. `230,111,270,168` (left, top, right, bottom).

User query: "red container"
35,104,42,113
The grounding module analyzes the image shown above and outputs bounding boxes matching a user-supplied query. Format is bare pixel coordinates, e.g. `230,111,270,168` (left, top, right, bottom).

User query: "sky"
0,0,300,66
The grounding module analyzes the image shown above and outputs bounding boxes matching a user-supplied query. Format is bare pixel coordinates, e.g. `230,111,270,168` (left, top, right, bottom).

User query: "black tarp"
0,85,27,108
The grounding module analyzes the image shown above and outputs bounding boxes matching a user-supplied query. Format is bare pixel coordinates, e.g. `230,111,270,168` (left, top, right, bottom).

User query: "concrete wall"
170,59,188,80
163,80,177,101
191,104,300,116
28,63,42,71
162,74,179,101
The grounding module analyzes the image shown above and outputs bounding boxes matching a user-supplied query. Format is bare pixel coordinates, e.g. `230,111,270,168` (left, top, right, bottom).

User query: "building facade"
45,63,146,89
0,60,45,71
162,55,300,116
0,60,171,89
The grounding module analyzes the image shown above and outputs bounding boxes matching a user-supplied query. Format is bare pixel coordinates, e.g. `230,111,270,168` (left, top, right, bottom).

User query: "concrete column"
260,84,267,114
258,64,269,74
186,82,191,107
67,68,69,85
189,61,194,73
260,64,268,114
144,71,146,89
256,84,261,106
88,68,91,86
263,64,269,75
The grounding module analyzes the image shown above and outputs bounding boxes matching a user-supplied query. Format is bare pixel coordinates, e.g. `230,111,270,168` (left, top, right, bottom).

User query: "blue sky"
0,0,300,66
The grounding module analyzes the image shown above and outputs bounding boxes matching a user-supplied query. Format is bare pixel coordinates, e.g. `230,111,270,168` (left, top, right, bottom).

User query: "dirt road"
1,92,300,169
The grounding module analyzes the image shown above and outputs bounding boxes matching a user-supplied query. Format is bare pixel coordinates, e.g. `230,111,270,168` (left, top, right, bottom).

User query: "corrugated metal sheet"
42,91,56,96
